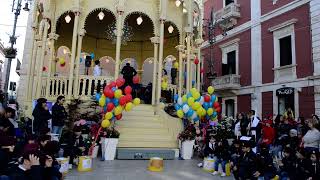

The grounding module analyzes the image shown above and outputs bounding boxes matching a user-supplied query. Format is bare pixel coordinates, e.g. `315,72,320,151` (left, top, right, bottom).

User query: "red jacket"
262,126,275,145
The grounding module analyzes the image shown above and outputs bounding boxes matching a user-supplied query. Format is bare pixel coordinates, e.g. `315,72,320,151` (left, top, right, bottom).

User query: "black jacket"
9,165,43,180
121,65,137,79
214,142,230,160
51,103,67,127
305,160,320,180
236,150,257,179
203,142,215,157
32,106,52,133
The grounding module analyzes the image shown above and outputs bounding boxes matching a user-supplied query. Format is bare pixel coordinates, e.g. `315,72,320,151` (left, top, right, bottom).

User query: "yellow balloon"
105,112,113,120
161,82,168,90
174,62,179,68
192,102,201,110
182,95,187,102
114,89,123,99
190,88,198,94
192,91,201,100
133,98,141,105
101,120,111,128
59,58,65,65
207,108,214,116
114,106,123,115
177,109,184,118
197,108,202,116
187,97,195,106
201,108,207,116
99,97,106,107
125,102,133,111
207,86,215,95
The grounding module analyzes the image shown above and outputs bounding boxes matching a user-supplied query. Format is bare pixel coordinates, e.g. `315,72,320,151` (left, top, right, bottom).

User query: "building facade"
202,0,320,119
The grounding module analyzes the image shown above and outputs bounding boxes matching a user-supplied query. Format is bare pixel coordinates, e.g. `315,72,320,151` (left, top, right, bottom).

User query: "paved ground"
66,160,233,180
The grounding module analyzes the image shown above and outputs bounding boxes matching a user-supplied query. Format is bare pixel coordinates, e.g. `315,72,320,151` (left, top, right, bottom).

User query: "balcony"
212,74,241,95
214,3,241,30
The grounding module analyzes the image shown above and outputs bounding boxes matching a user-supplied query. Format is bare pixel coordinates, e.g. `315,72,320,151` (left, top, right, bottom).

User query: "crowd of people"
195,109,320,179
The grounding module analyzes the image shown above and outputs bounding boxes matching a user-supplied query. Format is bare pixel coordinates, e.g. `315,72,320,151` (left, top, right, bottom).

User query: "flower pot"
180,140,195,160
101,138,118,160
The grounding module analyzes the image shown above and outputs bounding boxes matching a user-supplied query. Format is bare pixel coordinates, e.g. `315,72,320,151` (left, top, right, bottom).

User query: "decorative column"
114,7,124,80
176,45,185,96
157,19,166,104
67,10,80,100
35,19,49,98
196,39,203,91
74,29,86,99
151,37,160,105
185,32,192,92
45,33,59,98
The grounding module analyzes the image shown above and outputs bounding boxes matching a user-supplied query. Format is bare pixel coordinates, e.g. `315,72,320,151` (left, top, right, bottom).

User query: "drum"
148,157,164,172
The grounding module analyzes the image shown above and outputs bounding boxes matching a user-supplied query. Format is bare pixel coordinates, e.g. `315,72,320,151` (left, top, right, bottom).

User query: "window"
279,36,292,66
225,99,235,118
222,50,236,75
225,0,235,6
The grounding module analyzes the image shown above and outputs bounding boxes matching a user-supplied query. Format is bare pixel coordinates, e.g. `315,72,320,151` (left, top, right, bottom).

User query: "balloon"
174,104,181,110
182,95,187,102
115,114,122,120
174,94,179,101
60,62,66,67
114,89,123,99
107,103,115,112
200,68,204,74
125,94,133,102
95,93,101,101
192,102,201,110
194,57,199,65
201,108,207,116
174,62,179,68
194,117,200,122
133,98,141,105
42,66,47,71
177,97,183,105
124,86,132,95
216,107,221,113
105,89,114,98
99,96,106,107
105,112,113,120
192,80,196,86
197,108,202,116
207,108,214,116
161,82,168,90
187,97,195,106
213,112,218,118
211,95,216,103
190,88,197,94
125,102,133,111
109,81,116,88
186,93,192,99
182,104,190,113
214,102,220,109
199,96,204,105
191,111,198,120
90,53,95,59
119,96,127,106
204,95,211,102
203,102,209,110
101,120,111,128
112,87,117,92
177,110,184,118
207,86,215,94
133,76,140,84
116,78,125,87
114,106,123,115
59,58,65,65
186,109,194,117
192,91,201,100
113,98,119,106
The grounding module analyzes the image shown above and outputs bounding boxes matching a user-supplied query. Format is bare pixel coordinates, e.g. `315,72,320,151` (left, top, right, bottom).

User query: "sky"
0,0,29,62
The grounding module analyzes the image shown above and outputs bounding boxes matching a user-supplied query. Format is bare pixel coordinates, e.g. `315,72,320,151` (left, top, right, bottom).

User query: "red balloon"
124,86,132,95
42,67,47,71
213,102,220,108
109,81,116,88
200,68,204,74
106,89,114,98
107,103,115,112
116,77,125,87
194,58,199,65
119,96,127,106
204,95,211,102
116,114,122,120
125,94,132,102
60,63,66,67
216,107,221,113
133,76,140,84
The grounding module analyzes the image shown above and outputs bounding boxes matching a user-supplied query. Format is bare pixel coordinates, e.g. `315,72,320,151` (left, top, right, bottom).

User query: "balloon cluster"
174,86,221,124
96,77,141,128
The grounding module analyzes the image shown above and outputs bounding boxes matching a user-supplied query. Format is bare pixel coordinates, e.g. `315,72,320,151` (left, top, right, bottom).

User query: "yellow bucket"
56,157,69,174
203,158,215,172
77,156,92,172
148,157,164,172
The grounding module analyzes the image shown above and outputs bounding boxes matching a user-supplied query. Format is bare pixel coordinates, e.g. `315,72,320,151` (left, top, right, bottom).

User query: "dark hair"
5,107,15,115
57,96,65,102
38,135,50,143
249,110,255,115
313,114,319,121
95,60,100,65
73,125,82,132
126,63,130,66
37,98,47,104
0,136,15,146
39,127,50,135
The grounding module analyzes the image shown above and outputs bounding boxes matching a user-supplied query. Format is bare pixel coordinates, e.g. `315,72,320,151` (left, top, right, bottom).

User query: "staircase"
115,104,183,159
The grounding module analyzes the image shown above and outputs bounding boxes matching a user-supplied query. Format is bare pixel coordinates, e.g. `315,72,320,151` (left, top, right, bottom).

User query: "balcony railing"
214,3,241,29
212,74,241,90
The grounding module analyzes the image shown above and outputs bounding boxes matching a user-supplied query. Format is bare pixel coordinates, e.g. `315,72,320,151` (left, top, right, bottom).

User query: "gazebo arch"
164,55,177,83
55,46,71,76
120,58,138,70
142,57,156,86
99,56,115,77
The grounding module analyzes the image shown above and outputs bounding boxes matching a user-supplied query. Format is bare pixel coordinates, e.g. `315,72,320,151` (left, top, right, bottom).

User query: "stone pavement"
66,159,233,180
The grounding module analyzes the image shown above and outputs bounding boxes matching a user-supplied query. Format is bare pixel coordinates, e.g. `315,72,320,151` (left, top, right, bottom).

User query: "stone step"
117,140,178,148
119,133,174,141
120,116,160,122
116,127,169,135
117,148,176,160
115,120,165,128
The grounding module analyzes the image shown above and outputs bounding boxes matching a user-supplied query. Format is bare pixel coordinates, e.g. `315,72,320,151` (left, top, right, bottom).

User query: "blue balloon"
192,80,196,86
105,97,111,104
203,102,209,110
186,93,192,98
209,102,213,108
95,93,101,101
91,53,95,59
112,87,117,92
174,104,181,111
187,109,194,117
211,95,216,102
80,58,83,63
213,112,218,117
194,117,200,122
113,98,119,106
103,106,107,112
174,94,179,101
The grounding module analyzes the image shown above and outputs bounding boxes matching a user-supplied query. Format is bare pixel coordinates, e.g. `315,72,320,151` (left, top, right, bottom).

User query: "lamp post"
3,0,31,103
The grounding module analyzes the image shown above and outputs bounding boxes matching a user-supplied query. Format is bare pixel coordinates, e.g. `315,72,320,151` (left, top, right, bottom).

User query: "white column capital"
190,54,196,60
176,45,185,52
116,6,125,14
150,36,160,44
159,18,166,23
36,41,42,47
79,29,86,37
48,33,59,41
72,9,81,16
195,38,204,46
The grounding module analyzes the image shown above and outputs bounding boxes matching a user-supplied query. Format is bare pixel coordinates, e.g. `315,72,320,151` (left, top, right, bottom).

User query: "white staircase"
115,104,183,148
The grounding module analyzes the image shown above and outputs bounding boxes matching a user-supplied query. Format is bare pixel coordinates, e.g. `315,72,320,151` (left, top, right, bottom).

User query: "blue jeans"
0,175,9,180
214,158,227,173
52,126,63,137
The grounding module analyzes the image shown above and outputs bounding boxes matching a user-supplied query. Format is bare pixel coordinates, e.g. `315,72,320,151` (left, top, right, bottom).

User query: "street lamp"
4,0,33,103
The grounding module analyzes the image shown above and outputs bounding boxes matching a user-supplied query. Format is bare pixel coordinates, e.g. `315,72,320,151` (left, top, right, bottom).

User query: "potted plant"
4,47,17,58
178,125,196,160
100,127,120,160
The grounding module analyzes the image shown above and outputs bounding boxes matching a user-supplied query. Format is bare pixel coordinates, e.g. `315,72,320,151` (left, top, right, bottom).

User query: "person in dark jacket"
237,112,249,136
63,126,86,165
9,153,42,180
255,145,276,179
0,136,15,177
121,63,137,87
212,139,230,177
233,141,257,180
51,96,67,137
0,107,16,136
203,136,216,158
32,98,52,135
295,149,307,180
171,66,177,85
278,147,296,180
304,151,320,180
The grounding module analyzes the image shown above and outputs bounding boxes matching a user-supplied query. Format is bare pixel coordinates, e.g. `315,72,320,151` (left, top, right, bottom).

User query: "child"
305,151,320,179
278,147,296,180
197,136,216,168
211,139,229,177
261,119,275,146
295,149,307,180
63,126,86,166
233,141,257,180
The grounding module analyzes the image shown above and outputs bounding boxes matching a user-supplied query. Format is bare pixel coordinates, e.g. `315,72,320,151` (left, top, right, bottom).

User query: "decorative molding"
268,18,298,32
219,38,240,49
150,37,160,44
78,29,86,37
48,33,59,40
176,45,185,52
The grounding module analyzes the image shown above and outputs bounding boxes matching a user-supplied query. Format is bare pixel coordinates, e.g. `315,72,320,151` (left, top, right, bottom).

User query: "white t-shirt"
93,65,101,76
